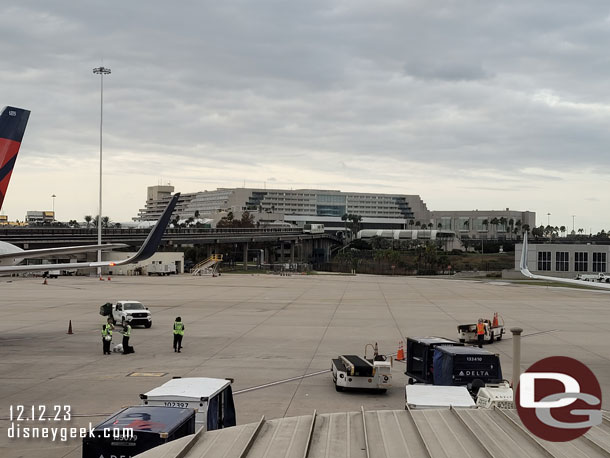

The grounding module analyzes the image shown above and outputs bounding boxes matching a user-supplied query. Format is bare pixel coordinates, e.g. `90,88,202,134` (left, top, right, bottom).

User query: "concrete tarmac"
0,273,609,457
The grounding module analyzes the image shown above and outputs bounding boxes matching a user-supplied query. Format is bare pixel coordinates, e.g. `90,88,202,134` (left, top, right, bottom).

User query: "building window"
574,252,588,272
458,217,470,231
593,252,607,273
538,252,551,271
556,252,569,272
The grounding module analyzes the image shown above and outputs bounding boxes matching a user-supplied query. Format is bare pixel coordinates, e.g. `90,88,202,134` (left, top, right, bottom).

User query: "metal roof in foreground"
136,407,610,458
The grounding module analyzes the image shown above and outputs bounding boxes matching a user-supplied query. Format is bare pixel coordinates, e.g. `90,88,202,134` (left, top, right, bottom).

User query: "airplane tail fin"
112,192,181,266
0,106,31,211
519,231,533,277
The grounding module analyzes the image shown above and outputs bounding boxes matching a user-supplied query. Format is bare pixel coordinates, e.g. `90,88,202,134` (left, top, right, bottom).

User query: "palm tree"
508,218,514,239
482,219,489,232
490,217,499,236
560,225,566,237
499,217,507,235
102,216,110,228
341,213,349,236
349,214,363,235
84,215,92,228
415,221,421,228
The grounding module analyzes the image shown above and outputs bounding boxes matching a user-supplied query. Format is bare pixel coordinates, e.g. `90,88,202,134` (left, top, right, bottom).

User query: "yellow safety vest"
173,322,184,336
102,324,113,337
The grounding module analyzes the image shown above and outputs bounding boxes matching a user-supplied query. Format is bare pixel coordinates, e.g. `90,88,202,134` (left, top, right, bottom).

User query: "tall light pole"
547,212,551,226
51,194,56,221
572,215,576,234
93,66,111,276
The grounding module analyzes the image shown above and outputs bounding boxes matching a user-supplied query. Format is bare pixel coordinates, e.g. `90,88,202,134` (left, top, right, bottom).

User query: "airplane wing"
0,243,129,262
519,232,610,290
0,193,180,274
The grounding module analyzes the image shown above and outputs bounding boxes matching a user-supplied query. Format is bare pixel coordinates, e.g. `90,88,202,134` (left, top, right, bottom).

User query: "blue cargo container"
82,406,195,458
432,346,502,386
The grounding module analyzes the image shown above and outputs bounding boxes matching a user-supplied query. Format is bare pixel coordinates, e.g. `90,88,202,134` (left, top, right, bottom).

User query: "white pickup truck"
100,301,152,328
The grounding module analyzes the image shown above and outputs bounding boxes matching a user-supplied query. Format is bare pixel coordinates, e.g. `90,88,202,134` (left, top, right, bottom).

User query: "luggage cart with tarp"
405,336,462,384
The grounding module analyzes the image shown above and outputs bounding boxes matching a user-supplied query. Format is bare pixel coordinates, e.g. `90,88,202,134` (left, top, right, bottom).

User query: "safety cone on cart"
396,341,405,361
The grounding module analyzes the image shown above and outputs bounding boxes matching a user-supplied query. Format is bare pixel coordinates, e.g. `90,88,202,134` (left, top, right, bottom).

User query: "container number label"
164,401,188,408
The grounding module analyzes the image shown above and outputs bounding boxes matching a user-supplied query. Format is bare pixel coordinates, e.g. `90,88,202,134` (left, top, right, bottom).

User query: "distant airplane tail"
0,106,30,211
519,232,533,278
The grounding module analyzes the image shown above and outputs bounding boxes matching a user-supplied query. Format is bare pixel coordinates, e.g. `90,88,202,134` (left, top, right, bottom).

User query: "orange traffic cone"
43,278,48,285
99,275,104,281
107,276,111,281
66,320,73,335
492,312,499,327
396,341,405,361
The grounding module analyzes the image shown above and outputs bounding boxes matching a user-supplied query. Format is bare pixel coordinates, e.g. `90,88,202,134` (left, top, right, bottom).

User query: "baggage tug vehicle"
331,343,392,393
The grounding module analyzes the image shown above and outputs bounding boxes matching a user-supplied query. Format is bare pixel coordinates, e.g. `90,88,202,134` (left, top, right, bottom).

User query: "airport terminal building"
516,242,610,277
135,185,535,239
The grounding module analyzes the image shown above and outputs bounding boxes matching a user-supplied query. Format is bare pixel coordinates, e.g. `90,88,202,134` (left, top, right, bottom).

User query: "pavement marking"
234,369,331,395
127,371,168,377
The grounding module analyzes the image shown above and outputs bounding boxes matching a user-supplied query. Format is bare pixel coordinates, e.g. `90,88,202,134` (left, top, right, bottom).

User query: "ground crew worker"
102,318,114,355
173,317,184,353
122,317,133,355
477,318,485,348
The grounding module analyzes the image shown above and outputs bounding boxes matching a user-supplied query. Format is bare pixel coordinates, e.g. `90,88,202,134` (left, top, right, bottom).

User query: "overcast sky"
1,1,609,232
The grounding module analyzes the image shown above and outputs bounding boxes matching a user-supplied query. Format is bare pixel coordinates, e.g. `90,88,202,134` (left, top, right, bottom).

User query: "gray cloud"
1,0,610,229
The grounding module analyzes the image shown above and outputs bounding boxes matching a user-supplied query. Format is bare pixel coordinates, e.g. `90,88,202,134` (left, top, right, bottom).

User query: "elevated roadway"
0,227,342,266
0,227,340,249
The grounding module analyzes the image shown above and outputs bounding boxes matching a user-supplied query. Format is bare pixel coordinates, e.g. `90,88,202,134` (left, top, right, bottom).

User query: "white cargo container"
476,382,514,409
140,377,236,431
405,385,476,409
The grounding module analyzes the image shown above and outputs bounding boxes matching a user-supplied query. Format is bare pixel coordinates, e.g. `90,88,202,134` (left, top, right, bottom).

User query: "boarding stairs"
191,254,223,276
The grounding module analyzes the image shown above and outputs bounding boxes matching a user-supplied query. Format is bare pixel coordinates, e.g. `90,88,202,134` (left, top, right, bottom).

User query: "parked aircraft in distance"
0,105,180,275
519,232,610,290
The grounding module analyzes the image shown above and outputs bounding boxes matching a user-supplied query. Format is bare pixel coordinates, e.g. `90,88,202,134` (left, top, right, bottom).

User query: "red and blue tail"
0,106,30,211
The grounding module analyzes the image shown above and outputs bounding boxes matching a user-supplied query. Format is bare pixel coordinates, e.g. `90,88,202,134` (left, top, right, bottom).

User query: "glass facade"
593,252,607,273
537,251,551,271
575,252,588,272
316,194,346,217
556,252,569,272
